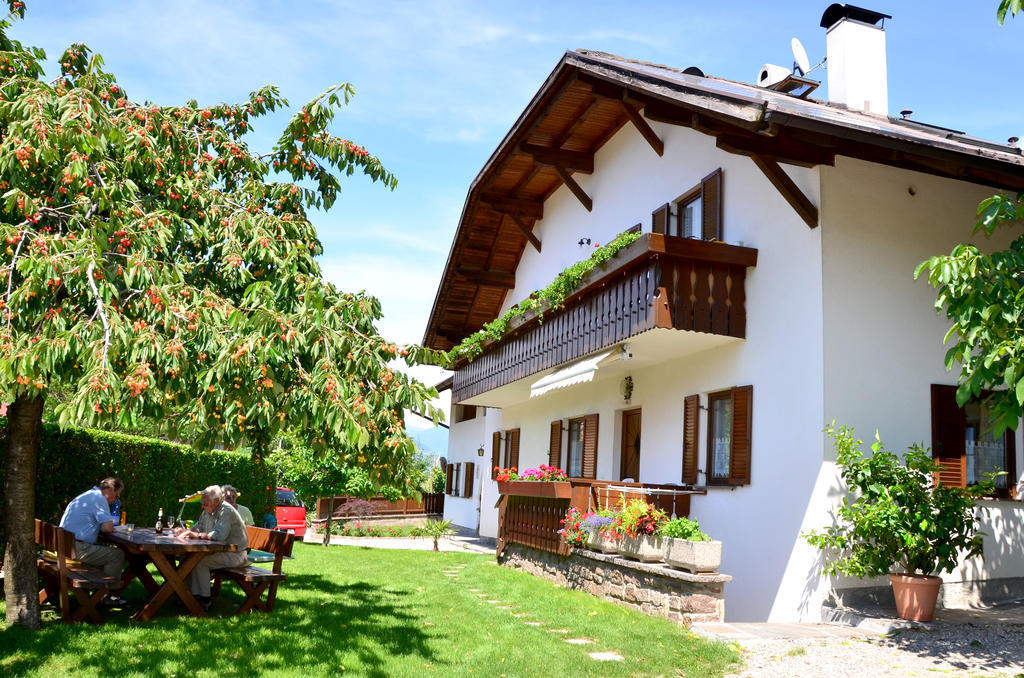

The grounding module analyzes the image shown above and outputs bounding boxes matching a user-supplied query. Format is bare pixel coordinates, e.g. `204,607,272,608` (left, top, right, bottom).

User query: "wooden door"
620,409,642,481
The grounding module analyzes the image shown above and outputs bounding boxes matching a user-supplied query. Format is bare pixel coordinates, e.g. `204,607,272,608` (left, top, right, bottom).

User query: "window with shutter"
706,385,752,486
549,420,562,469
452,463,462,497
464,462,475,498
682,394,700,484
701,168,723,241
583,414,599,479
491,431,501,479
445,465,453,495
931,384,1016,496
506,428,520,470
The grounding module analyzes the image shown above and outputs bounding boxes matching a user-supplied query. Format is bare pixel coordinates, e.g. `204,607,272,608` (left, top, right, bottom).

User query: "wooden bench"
211,526,293,614
35,519,120,624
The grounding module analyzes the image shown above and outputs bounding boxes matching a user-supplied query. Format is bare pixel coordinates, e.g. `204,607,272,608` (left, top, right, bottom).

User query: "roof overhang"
423,49,1024,353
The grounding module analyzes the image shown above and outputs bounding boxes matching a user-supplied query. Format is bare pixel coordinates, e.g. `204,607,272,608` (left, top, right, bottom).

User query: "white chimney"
820,4,891,115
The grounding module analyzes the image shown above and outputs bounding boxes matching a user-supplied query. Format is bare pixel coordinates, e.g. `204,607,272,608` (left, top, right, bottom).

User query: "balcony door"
620,408,642,481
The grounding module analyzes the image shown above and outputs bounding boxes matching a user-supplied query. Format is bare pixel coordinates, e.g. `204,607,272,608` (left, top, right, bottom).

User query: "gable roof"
423,49,1024,352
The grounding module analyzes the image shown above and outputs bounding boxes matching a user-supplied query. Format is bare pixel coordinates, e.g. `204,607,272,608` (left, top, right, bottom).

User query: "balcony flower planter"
617,534,664,562
497,480,572,499
663,538,722,573
585,529,619,554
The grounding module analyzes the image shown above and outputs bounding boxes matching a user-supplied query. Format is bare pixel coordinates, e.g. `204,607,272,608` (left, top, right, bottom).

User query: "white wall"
816,156,1024,593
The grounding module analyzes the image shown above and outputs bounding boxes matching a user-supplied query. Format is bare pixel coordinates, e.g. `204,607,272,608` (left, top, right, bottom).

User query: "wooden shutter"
445,465,453,495
491,431,501,479
464,462,475,498
701,168,723,241
549,420,562,468
728,385,752,485
582,414,599,479
931,384,966,487
682,394,700,484
652,203,670,235
507,428,520,470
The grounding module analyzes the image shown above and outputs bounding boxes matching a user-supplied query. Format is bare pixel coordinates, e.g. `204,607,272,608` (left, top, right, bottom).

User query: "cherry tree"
0,2,445,628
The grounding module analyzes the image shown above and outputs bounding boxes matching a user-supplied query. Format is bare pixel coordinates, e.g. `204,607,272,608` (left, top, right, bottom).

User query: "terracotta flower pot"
617,534,663,562
889,573,942,622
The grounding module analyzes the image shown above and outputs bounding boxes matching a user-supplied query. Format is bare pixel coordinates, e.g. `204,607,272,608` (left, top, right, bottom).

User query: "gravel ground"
728,623,1024,677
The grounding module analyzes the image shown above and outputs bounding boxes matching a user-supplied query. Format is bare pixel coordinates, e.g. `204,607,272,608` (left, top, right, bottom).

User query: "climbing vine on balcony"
448,229,643,361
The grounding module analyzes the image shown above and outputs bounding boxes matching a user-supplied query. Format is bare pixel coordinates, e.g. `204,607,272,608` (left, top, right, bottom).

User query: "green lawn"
1,543,741,677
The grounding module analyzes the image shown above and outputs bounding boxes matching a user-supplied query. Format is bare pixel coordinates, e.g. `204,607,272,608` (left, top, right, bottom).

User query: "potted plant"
582,509,618,553
559,507,592,548
660,517,722,573
614,498,667,562
496,465,572,499
804,423,994,622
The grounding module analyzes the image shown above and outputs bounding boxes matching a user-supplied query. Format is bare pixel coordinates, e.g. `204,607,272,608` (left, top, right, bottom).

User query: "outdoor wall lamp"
578,237,591,246
477,445,485,457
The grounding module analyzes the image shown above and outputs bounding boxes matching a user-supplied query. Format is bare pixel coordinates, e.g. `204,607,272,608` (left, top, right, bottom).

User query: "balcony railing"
453,233,757,403
497,478,704,557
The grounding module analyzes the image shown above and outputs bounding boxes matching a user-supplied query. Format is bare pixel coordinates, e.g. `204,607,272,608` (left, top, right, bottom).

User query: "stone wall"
499,544,731,624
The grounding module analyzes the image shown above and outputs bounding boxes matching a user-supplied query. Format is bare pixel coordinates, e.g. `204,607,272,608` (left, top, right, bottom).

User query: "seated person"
261,506,278,530
173,485,248,611
222,484,254,526
58,477,127,605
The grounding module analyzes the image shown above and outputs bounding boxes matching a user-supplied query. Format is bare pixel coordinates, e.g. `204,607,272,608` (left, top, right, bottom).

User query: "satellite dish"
791,37,811,76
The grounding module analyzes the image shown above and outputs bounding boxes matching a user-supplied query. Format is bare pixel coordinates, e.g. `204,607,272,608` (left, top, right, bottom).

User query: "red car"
274,487,307,537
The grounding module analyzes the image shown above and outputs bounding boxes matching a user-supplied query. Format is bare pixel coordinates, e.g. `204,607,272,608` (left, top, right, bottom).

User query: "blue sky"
17,1,1023,430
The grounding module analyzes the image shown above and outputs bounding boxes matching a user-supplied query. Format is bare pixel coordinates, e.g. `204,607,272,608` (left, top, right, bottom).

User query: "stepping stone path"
453,575,625,665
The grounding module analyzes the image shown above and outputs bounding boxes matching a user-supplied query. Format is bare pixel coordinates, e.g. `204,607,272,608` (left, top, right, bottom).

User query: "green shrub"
659,517,709,541
0,420,275,550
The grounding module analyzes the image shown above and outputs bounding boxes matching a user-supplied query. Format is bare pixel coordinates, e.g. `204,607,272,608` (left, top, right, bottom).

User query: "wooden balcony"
497,478,700,557
453,233,757,403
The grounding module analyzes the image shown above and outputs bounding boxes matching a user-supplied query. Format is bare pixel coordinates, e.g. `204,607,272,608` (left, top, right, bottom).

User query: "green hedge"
1,421,275,549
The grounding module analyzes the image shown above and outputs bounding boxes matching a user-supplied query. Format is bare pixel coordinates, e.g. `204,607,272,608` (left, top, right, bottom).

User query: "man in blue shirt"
59,478,126,603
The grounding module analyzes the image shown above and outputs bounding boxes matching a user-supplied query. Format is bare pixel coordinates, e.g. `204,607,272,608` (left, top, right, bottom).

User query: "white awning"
529,349,614,399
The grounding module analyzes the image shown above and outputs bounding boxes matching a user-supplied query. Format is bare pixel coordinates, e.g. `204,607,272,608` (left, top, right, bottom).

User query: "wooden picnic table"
102,527,236,621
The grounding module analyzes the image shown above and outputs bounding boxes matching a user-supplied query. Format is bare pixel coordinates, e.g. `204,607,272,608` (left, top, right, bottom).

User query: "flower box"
617,534,664,562
663,538,722,573
585,529,618,553
497,480,572,499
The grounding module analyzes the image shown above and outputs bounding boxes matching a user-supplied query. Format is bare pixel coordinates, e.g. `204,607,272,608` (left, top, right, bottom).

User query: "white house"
423,5,1024,622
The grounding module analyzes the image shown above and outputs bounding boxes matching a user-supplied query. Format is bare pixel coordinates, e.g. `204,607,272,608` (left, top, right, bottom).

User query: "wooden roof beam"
455,266,516,289
480,195,543,220
554,165,593,211
750,154,818,229
510,215,542,253
520,143,594,173
574,73,663,156
715,133,835,169
620,102,664,157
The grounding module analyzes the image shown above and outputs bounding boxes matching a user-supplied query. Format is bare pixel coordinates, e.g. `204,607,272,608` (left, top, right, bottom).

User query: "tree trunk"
3,392,45,629
322,496,334,547
433,537,439,552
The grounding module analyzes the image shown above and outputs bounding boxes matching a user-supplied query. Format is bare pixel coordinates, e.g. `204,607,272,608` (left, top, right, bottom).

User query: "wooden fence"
316,493,444,520
497,479,697,556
